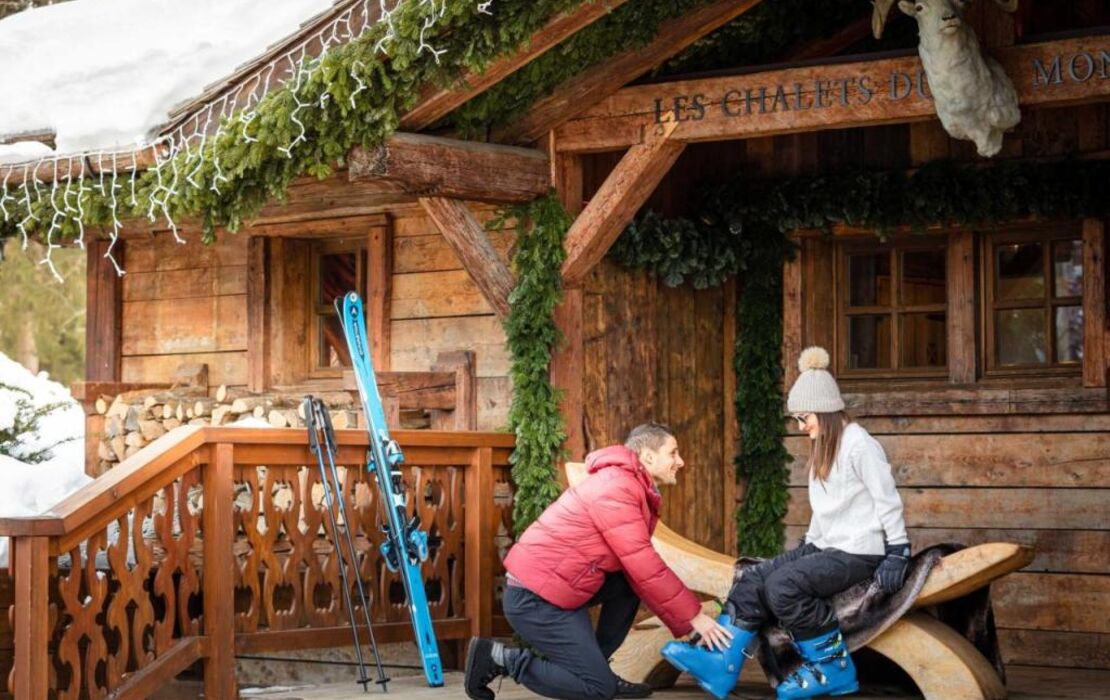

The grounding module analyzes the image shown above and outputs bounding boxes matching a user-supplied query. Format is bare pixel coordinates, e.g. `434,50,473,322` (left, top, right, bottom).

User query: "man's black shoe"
465,637,506,700
615,676,653,698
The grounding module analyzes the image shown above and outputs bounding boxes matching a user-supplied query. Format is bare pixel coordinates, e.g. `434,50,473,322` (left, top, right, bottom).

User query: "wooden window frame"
307,237,368,380
835,237,949,380
980,223,1084,378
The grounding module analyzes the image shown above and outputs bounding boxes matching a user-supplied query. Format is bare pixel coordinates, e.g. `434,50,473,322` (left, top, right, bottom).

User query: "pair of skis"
334,291,445,688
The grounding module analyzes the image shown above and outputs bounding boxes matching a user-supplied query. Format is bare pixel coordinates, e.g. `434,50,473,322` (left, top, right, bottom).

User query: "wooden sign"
555,34,1110,152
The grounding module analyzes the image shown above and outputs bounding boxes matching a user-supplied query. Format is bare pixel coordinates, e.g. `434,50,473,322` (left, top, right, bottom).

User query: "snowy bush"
0,382,74,463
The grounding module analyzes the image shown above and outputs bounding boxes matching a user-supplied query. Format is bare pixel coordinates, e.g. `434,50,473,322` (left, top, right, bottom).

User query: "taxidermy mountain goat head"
874,0,1021,157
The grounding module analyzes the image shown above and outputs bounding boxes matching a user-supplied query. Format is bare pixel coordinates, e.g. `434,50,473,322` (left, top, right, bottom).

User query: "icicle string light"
0,0,494,279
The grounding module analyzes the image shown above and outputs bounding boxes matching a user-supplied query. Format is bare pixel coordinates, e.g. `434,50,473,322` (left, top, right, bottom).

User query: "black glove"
874,542,911,594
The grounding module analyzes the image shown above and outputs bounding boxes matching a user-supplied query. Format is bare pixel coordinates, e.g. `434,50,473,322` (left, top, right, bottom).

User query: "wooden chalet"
1,0,1108,698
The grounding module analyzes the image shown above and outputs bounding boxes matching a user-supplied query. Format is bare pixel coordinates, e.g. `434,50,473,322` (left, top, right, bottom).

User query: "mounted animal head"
872,0,1018,40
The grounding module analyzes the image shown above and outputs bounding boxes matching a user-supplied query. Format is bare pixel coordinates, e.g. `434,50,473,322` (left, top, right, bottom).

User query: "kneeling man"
465,422,732,700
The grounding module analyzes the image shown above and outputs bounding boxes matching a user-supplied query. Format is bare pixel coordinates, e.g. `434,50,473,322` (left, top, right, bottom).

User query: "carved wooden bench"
564,462,1033,700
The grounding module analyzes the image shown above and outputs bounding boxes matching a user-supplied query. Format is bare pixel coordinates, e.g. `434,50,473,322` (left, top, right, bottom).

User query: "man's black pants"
727,544,882,639
502,572,640,700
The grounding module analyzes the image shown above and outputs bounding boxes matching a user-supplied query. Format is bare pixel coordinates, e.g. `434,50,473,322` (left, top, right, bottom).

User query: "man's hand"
689,613,734,652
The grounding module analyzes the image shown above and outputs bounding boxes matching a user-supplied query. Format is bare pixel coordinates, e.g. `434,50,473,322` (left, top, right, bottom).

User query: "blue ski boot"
775,628,858,699
661,616,755,700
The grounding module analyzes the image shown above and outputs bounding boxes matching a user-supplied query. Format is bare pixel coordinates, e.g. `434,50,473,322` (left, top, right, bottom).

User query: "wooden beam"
948,230,976,385
495,0,765,145
87,238,123,382
400,0,632,131
418,197,514,319
554,34,1110,152
247,237,271,392
561,119,684,286
1082,218,1107,388
348,133,549,204
247,213,390,238
722,277,738,557
368,218,393,370
782,253,803,391
549,139,587,464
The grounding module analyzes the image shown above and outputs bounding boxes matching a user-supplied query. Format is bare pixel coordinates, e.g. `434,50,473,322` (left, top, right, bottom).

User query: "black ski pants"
502,572,640,700
726,544,882,640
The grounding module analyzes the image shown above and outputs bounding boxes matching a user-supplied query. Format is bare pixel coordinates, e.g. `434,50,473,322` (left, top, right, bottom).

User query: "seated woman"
662,347,911,700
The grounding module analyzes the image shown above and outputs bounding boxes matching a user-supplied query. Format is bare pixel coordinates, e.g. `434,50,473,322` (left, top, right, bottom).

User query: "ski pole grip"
303,396,321,452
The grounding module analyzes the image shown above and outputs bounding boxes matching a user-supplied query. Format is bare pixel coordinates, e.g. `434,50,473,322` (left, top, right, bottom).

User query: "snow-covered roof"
0,0,337,163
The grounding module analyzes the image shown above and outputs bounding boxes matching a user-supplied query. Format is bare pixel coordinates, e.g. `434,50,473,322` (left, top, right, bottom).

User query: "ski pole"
304,396,374,692
313,396,390,692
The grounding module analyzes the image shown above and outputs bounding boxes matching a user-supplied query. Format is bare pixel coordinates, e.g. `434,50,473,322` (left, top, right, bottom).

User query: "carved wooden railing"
0,426,515,700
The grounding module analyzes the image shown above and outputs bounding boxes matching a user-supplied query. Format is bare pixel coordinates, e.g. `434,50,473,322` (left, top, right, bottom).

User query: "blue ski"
338,291,444,688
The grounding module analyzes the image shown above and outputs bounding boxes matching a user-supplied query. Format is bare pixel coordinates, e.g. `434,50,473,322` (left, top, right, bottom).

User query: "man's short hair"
624,422,675,454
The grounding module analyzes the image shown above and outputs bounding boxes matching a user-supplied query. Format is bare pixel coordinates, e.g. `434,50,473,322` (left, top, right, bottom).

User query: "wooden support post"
562,120,685,287
549,139,587,463
419,197,514,319
552,288,586,462
722,278,738,556
782,251,803,390
1083,219,1107,388
12,536,49,700
948,230,977,385
464,447,494,639
247,237,272,393
87,237,122,382
432,351,478,431
203,444,237,699
368,219,393,371
803,237,835,356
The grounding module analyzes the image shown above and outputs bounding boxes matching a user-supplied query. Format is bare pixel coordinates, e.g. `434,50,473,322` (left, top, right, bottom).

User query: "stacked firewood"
93,385,361,473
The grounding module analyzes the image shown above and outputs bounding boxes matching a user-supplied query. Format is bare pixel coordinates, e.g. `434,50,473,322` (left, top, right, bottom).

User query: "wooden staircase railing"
0,426,515,699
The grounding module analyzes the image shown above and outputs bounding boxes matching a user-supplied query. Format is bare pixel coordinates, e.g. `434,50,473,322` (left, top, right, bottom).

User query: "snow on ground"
0,351,90,564
0,0,334,159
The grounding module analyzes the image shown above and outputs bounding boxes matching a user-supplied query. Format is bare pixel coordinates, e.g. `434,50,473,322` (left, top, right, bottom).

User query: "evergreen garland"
494,193,573,534
0,0,586,244
614,158,1110,556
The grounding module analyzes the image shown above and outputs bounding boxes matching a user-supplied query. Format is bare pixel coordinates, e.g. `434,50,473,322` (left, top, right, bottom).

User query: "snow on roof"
0,0,335,162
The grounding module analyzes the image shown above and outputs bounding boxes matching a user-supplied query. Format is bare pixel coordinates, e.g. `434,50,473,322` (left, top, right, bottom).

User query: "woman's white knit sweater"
804,423,909,556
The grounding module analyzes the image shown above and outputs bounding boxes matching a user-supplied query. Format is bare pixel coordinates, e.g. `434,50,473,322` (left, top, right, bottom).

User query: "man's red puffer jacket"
503,445,701,637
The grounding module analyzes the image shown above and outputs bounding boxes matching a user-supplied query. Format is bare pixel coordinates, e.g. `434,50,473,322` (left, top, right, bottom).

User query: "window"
310,238,366,375
983,227,1083,374
837,240,947,377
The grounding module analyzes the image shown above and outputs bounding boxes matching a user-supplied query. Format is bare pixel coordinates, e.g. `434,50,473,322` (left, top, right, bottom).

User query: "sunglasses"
792,413,813,428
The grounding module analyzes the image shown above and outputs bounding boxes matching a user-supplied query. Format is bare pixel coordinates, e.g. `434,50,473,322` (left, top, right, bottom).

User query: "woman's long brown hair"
808,411,850,483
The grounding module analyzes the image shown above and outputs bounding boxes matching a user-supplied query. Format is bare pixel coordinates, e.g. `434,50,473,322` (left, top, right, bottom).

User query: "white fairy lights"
0,0,491,278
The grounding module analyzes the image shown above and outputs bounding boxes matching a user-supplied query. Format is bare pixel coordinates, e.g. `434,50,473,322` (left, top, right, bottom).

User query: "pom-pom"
798,346,830,372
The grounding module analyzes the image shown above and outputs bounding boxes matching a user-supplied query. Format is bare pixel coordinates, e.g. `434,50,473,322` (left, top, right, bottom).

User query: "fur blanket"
738,544,1004,688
